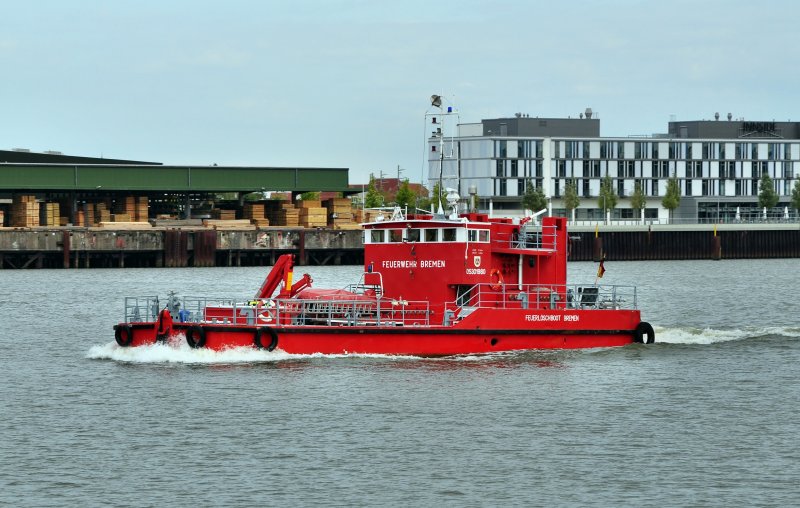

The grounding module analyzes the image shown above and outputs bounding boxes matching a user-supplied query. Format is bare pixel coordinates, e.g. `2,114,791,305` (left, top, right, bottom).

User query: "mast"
427,94,459,216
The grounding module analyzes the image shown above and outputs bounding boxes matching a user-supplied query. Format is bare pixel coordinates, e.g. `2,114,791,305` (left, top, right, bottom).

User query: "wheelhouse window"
479,230,489,242
389,229,403,242
424,229,438,242
407,229,421,242
442,228,457,242
370,230,384,243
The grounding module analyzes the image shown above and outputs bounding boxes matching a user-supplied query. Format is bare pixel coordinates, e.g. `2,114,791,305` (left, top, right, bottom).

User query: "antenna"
426,94,459,216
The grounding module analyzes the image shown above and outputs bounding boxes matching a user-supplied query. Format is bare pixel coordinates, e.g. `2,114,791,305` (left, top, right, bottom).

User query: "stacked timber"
264,200,284,225
115,197,137,218
202,219,255,231
112,213,132,222
279,203,300,226
299,206,327,228
96,221,153,229
135,196,149,222
243,202,265,220
0,209,5,226
211,209,237,220
266,202,300,227
40,202,60,227
242,202,270,227
96,203,111,224
10,195,40,227
324,198,355,229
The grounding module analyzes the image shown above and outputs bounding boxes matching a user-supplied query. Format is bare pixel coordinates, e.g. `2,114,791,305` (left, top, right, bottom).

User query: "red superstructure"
113,212,655,355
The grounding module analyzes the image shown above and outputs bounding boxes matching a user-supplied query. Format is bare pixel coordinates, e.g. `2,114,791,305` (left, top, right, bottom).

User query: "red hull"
115,308,649,356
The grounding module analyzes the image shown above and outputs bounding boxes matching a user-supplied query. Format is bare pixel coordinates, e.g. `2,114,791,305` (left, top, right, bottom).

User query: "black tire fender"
633,321,655,344
114,324,133,347
186,326,206,349
254,326,279,351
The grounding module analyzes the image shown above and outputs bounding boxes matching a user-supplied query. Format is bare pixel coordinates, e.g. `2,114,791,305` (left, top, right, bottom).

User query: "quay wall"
566,224,800,261
1,224,798,268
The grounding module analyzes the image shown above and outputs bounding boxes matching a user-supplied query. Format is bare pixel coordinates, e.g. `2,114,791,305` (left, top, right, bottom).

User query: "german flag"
597,258,606,278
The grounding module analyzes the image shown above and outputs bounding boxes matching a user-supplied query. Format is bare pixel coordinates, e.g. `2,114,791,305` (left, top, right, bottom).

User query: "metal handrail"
448,282,638,318
161,296,432,328
123,296,160,323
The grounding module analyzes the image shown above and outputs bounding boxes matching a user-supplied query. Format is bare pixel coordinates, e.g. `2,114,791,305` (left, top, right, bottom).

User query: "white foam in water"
85,338,422,364
654,325,800,345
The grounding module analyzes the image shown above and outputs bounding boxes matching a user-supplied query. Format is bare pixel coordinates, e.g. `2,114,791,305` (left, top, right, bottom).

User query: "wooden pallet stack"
211,209,237,220
135,196,149,222
115,196,136,218
356,209,384,223
279,203,300,227
40,202,60,227
96,202,111,224
10,195,40,227
298,200,326,228
243,202,265,219
324,198,355,229
243,202,270,227
202,219,254,230
264,200,279,224
112,213,132,222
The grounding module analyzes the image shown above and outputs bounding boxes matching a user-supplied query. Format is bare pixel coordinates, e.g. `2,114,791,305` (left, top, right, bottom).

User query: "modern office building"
427,110,800,222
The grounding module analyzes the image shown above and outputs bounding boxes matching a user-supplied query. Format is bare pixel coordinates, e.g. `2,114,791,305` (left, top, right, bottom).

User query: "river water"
1,260,798,507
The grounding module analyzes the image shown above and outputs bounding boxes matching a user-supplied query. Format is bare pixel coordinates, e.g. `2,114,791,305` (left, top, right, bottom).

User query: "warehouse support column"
185,194,192,220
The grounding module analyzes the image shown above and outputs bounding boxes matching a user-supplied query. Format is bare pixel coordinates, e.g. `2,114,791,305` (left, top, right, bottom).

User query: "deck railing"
122,296,161,323
450,282,638,317
124,296,432,328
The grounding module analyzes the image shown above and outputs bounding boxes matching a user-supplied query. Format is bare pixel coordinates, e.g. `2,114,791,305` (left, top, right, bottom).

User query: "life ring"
114,324,133,347
633,321,655,344
257,301,276,323
489,268,504,291
254,326,279,351
186,326,207,349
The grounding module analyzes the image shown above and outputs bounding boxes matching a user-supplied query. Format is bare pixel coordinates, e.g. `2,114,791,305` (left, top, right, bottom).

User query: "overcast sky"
2,0,798,185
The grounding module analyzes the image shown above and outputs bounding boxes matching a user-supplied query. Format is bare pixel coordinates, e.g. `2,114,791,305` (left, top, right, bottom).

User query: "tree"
597,174,617,212
393,179,415,209
299,191,320,201
758,172,779,210
662,174,681,222
791,177,800,215
419,182,447,212
564,178,580,212
364,176,384,208
522,179,548,213
630,180,647,214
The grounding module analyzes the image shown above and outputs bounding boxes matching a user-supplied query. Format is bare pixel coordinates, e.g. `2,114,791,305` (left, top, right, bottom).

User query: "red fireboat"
113,209,655,355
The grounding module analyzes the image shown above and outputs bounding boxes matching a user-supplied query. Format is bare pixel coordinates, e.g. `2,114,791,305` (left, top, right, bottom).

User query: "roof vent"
585,107,593,119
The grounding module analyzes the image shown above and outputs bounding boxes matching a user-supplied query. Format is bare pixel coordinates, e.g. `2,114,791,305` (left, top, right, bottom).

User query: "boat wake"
653,325,800,345
85,340,421,364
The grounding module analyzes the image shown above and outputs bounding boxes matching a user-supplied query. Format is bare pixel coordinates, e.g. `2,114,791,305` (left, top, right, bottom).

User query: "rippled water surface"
1,260,798,507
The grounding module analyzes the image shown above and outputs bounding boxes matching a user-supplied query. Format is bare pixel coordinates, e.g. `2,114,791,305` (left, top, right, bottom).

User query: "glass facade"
428,118,800,221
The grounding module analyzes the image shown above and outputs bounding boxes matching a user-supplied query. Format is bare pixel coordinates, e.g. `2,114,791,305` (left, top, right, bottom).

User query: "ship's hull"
114,309,652,356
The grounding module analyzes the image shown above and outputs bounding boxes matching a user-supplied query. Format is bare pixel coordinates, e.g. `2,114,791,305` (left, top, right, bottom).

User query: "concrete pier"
0,227,364,269
0,223,798,268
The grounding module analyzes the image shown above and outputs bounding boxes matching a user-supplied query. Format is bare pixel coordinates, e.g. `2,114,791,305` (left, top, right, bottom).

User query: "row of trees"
523,172,800,219
358,172,800,217
361,176,443,210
